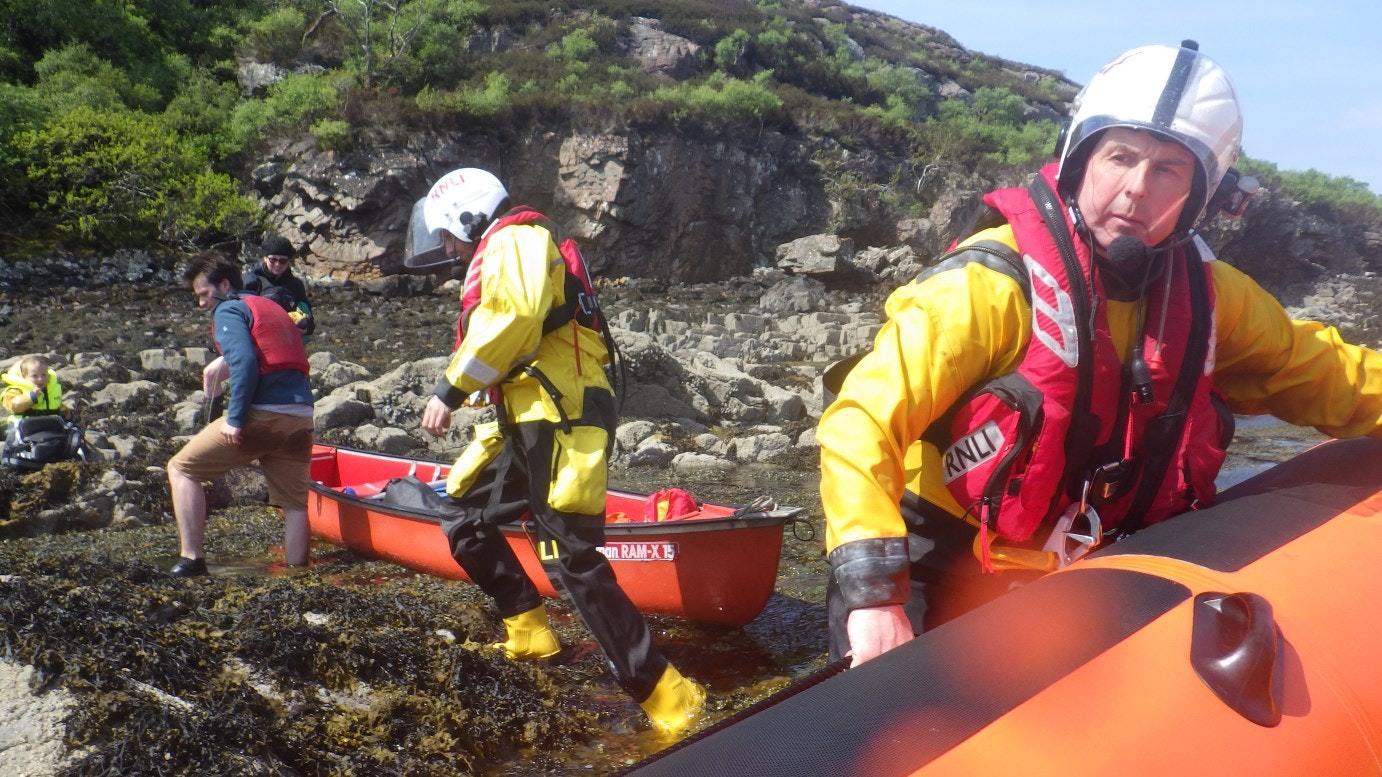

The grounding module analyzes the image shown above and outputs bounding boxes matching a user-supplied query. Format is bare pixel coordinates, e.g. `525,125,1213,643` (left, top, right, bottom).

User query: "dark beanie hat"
261,235,295,257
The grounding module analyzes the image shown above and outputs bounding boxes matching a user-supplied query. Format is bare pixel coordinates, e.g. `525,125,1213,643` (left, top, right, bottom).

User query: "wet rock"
759,276,827,314
98,469,127,494
728,432,793,463
354,423,383,447
775,234,854,276
173,401,204,433
671,451,733,473
69,494,114,530
111,502,150,527
88,380,169,411
373,428,415,455
183,347,215,368
367,357,450,398
615,420,657,452
674,417,709,435
70,352,111,369
106,434,143,459
314,396,374,429
317,360,372,391
625,439,676,468
57,364,105,390
692,433,728,456
139,348,187,372
621,383,700,420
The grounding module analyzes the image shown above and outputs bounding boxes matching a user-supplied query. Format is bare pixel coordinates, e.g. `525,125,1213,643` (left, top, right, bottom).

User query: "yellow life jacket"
2,362,63,423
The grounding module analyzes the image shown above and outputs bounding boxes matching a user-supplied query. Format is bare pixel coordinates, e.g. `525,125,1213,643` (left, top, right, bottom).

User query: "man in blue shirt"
166,252,315,577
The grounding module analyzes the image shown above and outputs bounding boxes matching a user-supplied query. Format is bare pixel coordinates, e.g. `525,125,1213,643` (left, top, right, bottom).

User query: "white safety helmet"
422,167,510,243
1056,41,1243,234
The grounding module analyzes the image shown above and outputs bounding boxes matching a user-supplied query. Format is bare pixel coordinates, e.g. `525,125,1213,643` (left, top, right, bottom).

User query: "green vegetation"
0,0,1371,256
1239,158,1382,220
651,71,785,128
920,86,1059,167
15,106,258,248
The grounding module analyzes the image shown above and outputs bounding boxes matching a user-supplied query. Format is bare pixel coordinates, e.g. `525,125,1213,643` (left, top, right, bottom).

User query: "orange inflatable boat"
631,437,1382,776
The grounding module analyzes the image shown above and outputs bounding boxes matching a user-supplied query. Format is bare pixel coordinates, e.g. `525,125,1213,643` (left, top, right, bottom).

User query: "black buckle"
1090,460,1130,501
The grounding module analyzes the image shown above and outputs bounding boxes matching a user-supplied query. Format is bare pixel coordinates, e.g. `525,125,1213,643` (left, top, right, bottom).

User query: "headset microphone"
1108,236,1156,404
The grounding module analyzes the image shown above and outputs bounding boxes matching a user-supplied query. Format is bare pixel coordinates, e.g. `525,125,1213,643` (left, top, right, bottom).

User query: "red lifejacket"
212,293,310,376
932,163,1229,546
454,206,602,349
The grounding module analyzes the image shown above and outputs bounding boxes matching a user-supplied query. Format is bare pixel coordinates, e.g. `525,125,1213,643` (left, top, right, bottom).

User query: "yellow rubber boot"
639,664,707,735
495,605,562,661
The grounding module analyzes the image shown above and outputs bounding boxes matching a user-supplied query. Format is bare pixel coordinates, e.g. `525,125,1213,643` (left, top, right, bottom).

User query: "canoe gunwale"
307,480,801,535
308,443,806,536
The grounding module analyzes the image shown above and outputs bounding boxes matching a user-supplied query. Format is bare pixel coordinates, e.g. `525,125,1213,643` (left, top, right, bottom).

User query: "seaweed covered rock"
0,513,603,775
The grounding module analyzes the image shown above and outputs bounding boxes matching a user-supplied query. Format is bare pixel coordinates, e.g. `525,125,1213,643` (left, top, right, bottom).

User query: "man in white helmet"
409,168,705,734
818,42,1382,666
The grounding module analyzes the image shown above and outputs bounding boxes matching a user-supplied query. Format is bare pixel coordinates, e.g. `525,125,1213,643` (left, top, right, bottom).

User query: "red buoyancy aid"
932,163,1228,545
212,293,310,376
454,206,602,349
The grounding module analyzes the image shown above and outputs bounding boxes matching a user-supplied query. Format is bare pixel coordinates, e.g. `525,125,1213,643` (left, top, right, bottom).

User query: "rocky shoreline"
0,245,1369,774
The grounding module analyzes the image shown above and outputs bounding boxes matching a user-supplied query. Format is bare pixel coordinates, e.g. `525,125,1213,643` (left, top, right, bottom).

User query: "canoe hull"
307,444,791,626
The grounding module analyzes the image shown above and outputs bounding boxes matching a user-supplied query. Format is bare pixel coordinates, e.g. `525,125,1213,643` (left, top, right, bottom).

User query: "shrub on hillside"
14,105,258,250
32,42,161,113
310,118,352,151
919,86,1057,168
228,71,342,149
1238,158,1381,221
244,7,307,64
650,72,785,128
162,69,241,158
416,71,512,120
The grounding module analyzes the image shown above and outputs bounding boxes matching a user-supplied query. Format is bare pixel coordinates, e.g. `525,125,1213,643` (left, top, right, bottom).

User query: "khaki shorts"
169,409,315,510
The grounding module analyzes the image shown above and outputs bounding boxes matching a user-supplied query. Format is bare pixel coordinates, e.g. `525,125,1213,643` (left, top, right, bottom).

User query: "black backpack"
2,415,87,471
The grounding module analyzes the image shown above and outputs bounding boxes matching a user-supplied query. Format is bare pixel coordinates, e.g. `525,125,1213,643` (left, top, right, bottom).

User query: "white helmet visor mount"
1057,41,1243,236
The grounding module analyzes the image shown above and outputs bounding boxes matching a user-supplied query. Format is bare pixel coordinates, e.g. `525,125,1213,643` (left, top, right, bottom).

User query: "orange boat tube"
631,437,1382,776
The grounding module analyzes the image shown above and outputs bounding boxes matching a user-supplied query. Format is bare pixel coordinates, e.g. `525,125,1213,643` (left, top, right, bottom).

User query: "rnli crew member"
411,168,705,735
2,355,71,421
243,234,315,336
166,252,315,578
820,42,1382,666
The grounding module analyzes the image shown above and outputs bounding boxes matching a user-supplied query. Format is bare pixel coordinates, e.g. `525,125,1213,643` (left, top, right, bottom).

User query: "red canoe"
307,444,806,626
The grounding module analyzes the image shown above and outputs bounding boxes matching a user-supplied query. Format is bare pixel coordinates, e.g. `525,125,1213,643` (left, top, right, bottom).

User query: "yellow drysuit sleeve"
440,224,561,397
1210,261,1382,438
820,229,1030,556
